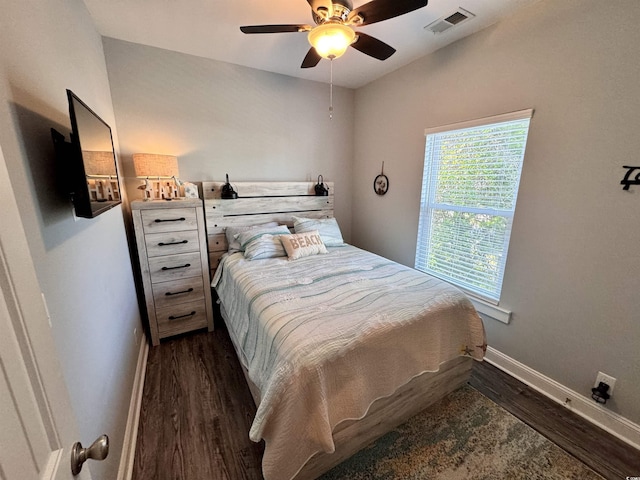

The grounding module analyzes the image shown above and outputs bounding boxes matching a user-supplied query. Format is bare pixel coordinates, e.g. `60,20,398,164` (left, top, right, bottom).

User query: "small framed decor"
373,162,389,196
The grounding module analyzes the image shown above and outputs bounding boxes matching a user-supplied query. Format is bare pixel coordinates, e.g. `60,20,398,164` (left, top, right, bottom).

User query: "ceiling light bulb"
308,23,355,59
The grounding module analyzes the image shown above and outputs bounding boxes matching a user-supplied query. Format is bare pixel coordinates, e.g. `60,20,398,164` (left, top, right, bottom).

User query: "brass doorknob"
71,434,109,475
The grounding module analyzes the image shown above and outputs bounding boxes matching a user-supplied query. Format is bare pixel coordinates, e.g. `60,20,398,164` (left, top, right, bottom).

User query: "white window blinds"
415,110,532,302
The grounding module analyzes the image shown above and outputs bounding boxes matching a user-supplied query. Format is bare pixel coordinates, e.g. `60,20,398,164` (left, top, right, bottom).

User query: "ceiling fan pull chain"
329,58,334,120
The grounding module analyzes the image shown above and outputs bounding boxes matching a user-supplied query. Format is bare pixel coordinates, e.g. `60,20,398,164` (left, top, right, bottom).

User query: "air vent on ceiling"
425,8,475,34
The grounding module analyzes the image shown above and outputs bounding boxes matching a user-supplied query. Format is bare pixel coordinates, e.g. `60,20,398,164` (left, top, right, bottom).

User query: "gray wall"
2,0,637,469
0,1,142,478
102,38,354,241
352,0,640,423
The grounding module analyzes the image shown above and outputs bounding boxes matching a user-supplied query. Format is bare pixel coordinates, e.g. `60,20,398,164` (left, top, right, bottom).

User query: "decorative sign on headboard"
621,166,640,191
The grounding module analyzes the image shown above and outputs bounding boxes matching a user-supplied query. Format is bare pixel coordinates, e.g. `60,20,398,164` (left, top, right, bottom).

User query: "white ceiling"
83,0,539,89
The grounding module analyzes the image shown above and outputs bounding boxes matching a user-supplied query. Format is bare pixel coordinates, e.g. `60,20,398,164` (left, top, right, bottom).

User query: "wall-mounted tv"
51,90,122,218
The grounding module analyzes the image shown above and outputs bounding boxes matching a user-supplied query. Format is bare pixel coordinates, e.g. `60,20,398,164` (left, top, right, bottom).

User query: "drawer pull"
165,288,194,296
154,217,186,223
161,263,191,271
158,240,188,247
169,311,196,320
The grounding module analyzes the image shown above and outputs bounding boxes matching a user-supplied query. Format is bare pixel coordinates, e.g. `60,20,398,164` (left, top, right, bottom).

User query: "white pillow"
236,225,291,260
293,216,345,246
225,222,279,253
280,230,328,260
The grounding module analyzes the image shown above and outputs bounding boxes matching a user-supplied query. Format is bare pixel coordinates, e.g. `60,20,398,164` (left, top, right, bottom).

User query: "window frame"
415,109,533,304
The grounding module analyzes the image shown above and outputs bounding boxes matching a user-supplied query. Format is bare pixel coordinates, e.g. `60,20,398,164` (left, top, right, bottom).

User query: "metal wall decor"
221,173,238,199
621,166,640,191
315,175,329,196
374,162,389,196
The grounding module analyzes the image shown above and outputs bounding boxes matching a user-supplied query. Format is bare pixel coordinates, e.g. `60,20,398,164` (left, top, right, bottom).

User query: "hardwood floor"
133,325,640,480
132,325,263,480
469,361,640,480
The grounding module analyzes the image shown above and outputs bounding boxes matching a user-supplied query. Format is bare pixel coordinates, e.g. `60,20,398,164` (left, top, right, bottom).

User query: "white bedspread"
213,245,485,480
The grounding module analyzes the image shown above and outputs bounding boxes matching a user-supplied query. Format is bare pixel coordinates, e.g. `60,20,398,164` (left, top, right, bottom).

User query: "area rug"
319,385,603,480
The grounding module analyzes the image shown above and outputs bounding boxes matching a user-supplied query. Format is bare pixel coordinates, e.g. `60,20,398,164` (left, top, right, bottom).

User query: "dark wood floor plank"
210,326,264,480
132,338,162,479
469,360,640,480
133,327,263,480
133,327,640,480
164,340,187,480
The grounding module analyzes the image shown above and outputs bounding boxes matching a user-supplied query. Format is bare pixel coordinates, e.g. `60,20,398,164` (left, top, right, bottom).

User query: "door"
0,143,91,480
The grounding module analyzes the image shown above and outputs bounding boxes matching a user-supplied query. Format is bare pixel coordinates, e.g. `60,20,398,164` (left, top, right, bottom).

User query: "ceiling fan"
240,0,429,69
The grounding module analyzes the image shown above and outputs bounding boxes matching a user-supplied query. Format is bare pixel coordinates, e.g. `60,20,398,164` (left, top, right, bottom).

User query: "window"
415,110,533,303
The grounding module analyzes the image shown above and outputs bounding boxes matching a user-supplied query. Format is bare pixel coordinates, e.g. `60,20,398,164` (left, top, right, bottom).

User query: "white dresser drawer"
141,207,198,234
144,230,200,257
152,276,204,309
156,299,208,337
148,252,202,284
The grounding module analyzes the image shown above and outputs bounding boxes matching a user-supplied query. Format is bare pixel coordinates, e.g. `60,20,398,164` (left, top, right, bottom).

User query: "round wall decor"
374,162,389,196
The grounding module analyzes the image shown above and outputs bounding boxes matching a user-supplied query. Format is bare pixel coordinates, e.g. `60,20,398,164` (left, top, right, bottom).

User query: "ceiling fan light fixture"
307,22,355,59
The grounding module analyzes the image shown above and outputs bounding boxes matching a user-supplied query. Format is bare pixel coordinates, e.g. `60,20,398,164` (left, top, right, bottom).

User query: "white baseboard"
484,346,640,452
117,338,149,480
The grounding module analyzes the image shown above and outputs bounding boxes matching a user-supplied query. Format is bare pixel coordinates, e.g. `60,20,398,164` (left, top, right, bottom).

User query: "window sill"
468,297,511,324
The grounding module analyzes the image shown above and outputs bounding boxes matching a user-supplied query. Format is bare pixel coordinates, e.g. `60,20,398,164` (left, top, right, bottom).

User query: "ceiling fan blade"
351,32,396,60
348,0,427,26
301,47,322,68
240,25,310,34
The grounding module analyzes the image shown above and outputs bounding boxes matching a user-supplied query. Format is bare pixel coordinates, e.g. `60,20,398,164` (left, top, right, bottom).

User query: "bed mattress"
213,244,485,480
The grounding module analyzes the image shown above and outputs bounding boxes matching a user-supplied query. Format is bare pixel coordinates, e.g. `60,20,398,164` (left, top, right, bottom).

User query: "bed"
202,181,486,480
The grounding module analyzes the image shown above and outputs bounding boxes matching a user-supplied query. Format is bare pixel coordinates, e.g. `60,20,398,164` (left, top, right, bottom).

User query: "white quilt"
213,245,485,480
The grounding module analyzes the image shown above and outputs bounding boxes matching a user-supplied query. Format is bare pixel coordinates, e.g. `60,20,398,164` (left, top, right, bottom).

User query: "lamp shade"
133,153,179,178
83,150,116,176
308,23,355,59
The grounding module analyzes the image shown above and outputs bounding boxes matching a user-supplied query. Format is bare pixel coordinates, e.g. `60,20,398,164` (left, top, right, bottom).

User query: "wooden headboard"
202,181,334,278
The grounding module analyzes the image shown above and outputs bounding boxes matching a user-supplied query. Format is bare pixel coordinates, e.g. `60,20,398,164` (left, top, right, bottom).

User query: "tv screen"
51,90,122,218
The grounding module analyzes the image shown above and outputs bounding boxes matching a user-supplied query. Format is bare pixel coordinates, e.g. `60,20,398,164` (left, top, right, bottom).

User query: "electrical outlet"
594,371,616,396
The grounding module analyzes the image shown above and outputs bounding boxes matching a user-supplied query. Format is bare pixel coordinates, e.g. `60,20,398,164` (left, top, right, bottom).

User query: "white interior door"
0,143,91,480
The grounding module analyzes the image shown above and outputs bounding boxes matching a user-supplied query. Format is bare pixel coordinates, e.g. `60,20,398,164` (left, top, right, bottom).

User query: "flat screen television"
51,90,122,218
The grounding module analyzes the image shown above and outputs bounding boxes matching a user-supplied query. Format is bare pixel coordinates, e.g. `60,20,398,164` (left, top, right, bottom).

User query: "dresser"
131,199,213,346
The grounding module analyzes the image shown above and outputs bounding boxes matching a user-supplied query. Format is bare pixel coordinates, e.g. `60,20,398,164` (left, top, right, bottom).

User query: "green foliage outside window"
416,118,531,301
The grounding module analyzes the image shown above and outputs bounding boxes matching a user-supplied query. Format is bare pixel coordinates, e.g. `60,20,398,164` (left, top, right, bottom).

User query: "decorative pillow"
293,216,345,246
242,234,288,260
225,222,279,253
280,230,328,260
236,225,291,260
